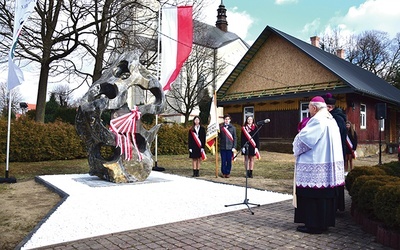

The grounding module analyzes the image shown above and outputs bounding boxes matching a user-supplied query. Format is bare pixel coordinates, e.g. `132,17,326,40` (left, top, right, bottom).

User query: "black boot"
196,169,200,177
246,170,250,178
192,170,196,177
249,170,253,178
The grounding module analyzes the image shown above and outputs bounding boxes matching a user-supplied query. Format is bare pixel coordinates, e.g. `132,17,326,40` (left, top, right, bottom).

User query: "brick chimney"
336,49,345,59
216,0,228,32
310,36,320,47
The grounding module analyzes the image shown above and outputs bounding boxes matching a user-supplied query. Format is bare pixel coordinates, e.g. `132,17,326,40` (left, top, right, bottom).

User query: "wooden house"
217,26,400,156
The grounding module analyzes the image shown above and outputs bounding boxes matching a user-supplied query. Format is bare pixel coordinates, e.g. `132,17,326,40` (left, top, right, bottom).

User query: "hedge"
0,118,87,162
373,182,400,228
347,162,400,230
0,117,243,162
1,118,191,162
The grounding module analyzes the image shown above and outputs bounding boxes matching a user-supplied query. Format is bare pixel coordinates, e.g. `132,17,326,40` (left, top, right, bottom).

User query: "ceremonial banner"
160,6,193,91
8,0,37,90
206,92,218,153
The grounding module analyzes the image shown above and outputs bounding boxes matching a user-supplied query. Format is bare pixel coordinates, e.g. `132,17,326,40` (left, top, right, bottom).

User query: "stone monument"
75,51,166,183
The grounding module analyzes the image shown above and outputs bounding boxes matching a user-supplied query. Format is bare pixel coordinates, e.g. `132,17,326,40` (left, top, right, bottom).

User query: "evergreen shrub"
373,182,400,229
348,162,400,230
155,123,188,155
0,118,86,162
377,161,400,177
351,175,400,215
345,166,386,192
0,116,244,162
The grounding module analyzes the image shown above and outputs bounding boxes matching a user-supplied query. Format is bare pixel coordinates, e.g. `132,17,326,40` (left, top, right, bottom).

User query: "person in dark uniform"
219,114,237,178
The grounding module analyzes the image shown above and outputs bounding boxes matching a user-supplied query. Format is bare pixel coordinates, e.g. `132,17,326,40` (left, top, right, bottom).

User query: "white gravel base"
21,172,292,249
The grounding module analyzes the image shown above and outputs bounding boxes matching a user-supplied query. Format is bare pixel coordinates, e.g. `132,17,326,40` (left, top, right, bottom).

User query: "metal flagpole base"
0,177,17,183
152,161,165,172
1,171,16,183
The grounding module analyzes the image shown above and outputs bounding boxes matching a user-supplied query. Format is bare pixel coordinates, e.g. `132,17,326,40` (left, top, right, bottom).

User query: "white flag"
206,92,219,153
7,0,37,90
7,57,24,90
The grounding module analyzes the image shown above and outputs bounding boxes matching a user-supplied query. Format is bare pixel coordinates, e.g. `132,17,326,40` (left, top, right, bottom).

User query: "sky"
203,0,400,45
3,0,400,104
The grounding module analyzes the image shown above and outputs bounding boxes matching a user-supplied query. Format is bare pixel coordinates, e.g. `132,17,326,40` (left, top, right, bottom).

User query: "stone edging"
351,204,400,249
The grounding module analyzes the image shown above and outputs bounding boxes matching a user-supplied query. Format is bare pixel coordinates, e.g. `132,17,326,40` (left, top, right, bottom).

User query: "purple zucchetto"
310,96,325,103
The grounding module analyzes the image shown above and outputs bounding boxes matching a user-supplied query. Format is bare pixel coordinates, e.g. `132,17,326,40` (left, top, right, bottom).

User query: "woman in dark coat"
188,116,206,177
240,116,260,178
345,121,358,172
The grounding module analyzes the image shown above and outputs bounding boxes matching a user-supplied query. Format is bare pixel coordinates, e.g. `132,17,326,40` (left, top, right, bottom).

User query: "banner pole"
153,5,164,171
5,92,12,178
1,92,16,183
215,134,218,178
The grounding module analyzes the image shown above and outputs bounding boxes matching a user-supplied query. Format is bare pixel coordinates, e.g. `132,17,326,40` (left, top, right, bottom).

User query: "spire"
216,0,228,32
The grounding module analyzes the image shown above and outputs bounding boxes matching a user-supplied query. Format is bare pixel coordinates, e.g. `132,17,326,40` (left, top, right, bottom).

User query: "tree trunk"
35,63,51,123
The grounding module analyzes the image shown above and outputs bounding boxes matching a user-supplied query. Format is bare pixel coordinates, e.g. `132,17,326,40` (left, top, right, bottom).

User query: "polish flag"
160,6,193,91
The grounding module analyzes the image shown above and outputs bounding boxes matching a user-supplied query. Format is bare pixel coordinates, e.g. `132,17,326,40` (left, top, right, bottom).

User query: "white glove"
232,148,236,153
201,148,204,153
242,148,246,153
189,149,192,153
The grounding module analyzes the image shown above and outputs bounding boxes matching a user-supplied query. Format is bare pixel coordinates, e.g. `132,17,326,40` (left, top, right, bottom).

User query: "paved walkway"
31,192,391,250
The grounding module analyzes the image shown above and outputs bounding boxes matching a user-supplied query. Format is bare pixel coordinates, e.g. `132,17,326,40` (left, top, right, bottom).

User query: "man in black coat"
323,93,347,212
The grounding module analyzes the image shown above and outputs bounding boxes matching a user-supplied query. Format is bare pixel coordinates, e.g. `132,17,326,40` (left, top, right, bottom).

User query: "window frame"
360,103,367,129
300,102,310,121
243,106,254,123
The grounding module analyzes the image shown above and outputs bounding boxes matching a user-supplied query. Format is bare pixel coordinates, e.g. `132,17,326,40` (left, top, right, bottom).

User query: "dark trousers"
220,149,233,175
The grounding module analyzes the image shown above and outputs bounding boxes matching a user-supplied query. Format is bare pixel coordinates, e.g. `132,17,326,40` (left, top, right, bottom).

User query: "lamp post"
378,120,382,165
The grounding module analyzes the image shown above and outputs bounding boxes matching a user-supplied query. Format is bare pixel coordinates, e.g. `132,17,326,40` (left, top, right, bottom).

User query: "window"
243,106,254,122
300,102,310,121
360,104,366,129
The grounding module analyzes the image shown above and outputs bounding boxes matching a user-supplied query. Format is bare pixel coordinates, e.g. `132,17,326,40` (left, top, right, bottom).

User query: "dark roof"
193,20,250,49
218,25,400,106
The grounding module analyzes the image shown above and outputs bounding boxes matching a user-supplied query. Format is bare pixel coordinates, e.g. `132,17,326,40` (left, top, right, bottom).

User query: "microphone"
256,119,270,126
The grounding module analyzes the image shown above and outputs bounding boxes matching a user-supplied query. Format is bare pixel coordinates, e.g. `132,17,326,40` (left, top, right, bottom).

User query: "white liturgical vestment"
293,108,345,188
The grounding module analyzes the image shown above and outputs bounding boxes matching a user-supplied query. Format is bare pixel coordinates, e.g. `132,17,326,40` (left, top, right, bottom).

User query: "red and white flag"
160,6,193,91
8,0,37,90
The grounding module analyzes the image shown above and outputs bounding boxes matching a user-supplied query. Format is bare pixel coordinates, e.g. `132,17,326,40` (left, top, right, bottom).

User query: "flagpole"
213,91,219,178
6,92,12,178
1,92,16,183
153,4,164,171
1,0,36,183
215,133,218,178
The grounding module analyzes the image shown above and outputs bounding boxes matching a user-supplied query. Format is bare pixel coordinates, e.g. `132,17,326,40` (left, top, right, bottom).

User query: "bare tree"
385,33,400,88
320,28,344,54
0,0,152,122
320,28,400,88
0,0,89,122
346,30,400,80
166,42,226,124
0,0,217,123
50,84,72,107
0,81,23,117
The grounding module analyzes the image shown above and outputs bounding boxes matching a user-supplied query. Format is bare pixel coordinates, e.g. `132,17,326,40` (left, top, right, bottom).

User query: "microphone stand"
225,123,265,215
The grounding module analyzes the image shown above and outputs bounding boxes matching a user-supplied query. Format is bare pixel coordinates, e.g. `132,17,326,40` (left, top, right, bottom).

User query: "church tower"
216,0,228,32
